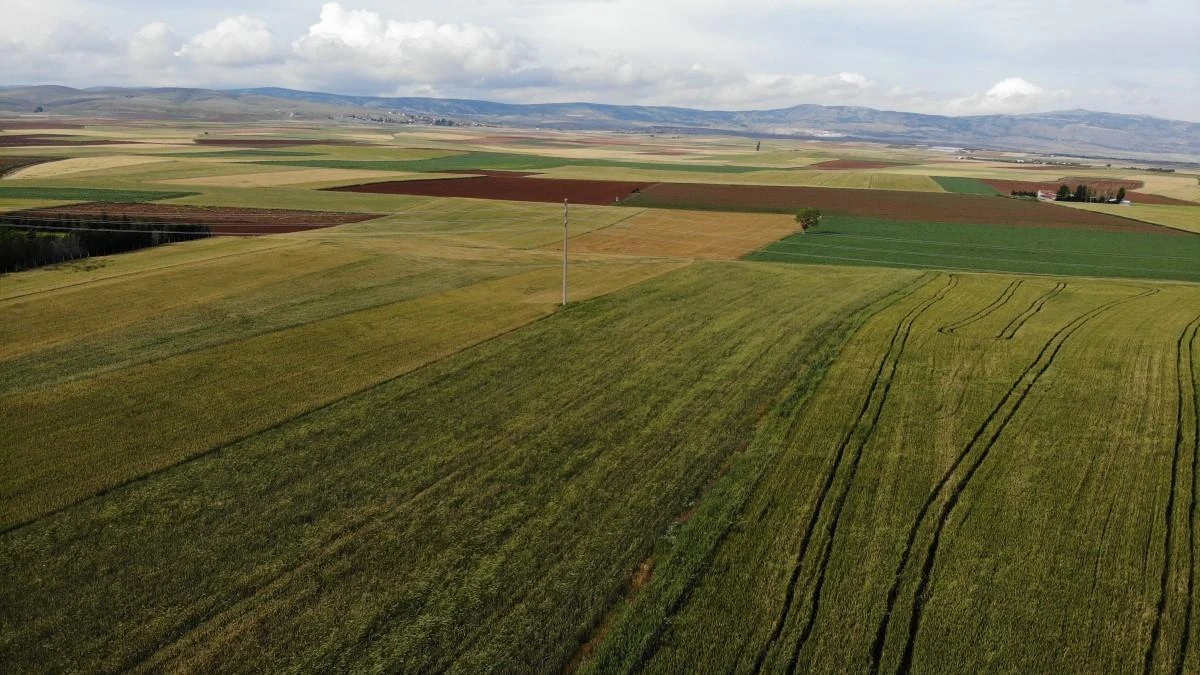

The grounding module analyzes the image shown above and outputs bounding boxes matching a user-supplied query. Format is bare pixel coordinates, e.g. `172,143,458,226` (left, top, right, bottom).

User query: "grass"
4,123,1200,674
0,261,910,672
933,176,1003,195
585,273,1199,673
0,186,197,202
745,215,1200,282
0,235,681,529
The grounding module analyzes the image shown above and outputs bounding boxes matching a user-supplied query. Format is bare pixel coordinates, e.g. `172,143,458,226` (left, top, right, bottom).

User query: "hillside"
1,85,1198,161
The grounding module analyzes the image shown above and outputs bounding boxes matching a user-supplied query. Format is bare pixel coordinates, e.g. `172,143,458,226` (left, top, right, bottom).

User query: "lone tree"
795,207,822,233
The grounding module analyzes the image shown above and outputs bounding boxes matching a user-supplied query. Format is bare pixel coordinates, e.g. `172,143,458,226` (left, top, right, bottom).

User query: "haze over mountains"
2,85,1198,162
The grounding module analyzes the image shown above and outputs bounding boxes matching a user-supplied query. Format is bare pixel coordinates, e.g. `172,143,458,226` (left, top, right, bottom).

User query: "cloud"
178,16,286,66
550,53,874,108
292,3,535,86
948,77,1065,114
130,22,180,67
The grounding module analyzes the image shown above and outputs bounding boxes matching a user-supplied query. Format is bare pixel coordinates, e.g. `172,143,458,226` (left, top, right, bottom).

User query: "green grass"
258,151,777,174
585,273,1198,673
933,176,1002,195
0,261,910,672
4,124,1200,674
0,186,197,202
745,215,1200,281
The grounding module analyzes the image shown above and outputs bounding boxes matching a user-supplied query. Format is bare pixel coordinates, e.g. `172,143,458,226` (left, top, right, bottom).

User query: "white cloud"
550,53,873,108
948,77,1065,114
130,23,180,67
178,16,286,66
292,3,534,85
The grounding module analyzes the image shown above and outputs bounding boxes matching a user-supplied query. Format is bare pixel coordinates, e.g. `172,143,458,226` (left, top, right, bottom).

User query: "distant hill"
1,85,1197,162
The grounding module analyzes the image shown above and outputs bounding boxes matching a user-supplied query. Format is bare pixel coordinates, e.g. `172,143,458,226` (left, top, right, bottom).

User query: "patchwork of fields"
2,121,1200,671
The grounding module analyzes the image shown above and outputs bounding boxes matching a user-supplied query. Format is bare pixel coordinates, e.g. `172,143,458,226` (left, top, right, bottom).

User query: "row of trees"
0,214,210,273
1054,184,1126,203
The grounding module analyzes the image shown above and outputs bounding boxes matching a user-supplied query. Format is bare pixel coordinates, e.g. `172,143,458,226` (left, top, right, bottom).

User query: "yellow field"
1056,202,1200,233
6,155,171,179
568,209,800,259
0,230,684,526
559,208,796,258
161,167,405,188
0,198,75,213
1130,173,1200,203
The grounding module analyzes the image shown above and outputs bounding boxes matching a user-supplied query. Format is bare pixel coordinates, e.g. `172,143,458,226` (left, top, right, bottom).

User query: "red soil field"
810,159,909,170
329,175,652,205
18,203,378,235
980,178,1194,206
0,135,137,147
624,182,1186,234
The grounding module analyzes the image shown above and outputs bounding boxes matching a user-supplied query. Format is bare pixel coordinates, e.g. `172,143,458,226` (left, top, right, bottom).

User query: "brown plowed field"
330,175,652,205
624,182,1184,234
810,159,909,170
18,203,378,235
0,135,137,147
980,178,1195,206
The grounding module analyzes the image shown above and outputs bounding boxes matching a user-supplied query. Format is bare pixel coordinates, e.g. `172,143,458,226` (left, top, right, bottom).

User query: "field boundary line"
869,285,1160,675
1143,312,1200,675
749,274,957,673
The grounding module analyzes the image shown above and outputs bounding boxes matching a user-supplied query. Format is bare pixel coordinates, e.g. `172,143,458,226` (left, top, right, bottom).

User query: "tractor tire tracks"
869,286,1158,675
940,279,1022,336
750,274,958,674
996,282,1067,340
1143,312,1200,675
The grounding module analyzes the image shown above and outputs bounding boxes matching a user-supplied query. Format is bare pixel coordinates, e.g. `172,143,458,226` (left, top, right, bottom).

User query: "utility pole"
562,198,569,306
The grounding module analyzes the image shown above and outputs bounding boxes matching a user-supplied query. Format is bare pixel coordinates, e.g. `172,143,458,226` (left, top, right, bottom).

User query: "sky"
1,0,1197,121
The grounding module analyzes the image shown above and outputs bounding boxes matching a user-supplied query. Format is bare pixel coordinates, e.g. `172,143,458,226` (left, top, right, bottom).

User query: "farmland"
2,121,1200,672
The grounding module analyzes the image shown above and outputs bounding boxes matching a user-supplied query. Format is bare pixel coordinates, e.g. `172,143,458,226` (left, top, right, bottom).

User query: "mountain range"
1,85,1197,162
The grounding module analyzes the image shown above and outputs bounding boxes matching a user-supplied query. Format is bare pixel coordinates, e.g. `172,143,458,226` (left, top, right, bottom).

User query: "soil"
17,203,378,235
329,175,652,205
627,182,1188,234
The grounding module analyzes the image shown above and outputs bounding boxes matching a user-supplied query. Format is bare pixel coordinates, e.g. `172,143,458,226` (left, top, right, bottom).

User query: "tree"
795,207,822,233
1116,187,1126,203
1073,184,1089,202
1056,184,1072,201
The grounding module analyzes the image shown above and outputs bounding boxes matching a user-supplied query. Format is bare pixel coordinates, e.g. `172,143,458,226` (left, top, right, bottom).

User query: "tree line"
0,213,210,273
1054,184,1126,203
